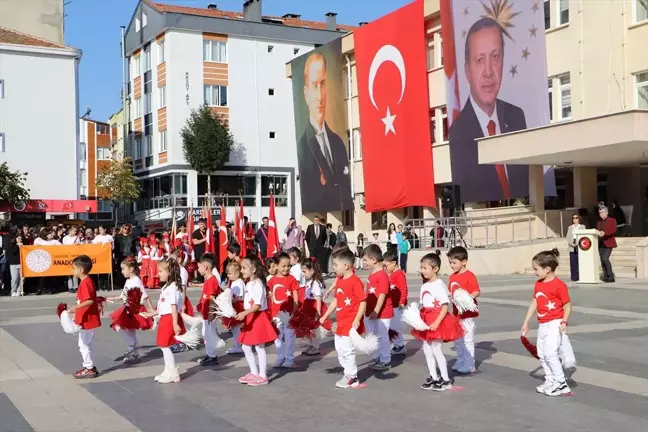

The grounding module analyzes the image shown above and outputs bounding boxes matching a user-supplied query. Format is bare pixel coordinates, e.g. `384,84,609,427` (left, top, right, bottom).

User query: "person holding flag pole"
219,204,228,275
266,193,280,258
237,196,246,258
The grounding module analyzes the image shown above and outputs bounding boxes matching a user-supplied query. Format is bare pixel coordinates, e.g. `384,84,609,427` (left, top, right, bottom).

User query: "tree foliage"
181,104,234,174
0,162,30,203
96,157,141,204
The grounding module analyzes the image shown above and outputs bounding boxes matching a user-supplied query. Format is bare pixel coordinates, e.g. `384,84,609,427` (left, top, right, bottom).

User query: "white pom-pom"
349,328,378,354
559,334,577,370
277,311,291,327
401,302,428,331
181,312,202,327
60,310,81,335
150,314,160,331
213,289,237,318
174,324,202,350
452,288,478,314
318,326,331,339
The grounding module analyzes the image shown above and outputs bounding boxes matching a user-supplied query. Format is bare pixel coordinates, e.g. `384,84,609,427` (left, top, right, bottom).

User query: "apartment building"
123,0,353,227
0,26,81,202
109,109,126,158
0,0,64,45
78,118,113,221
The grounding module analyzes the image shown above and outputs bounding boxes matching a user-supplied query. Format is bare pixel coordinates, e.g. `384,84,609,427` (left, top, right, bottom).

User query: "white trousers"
364,317,391,363
274,323,296,363
537,319,565,383
454,318,476,369
334,335,357,378
309,334,320,350
78,329,96,369
202,319,219,358
120,329,138,352
390,308,405,347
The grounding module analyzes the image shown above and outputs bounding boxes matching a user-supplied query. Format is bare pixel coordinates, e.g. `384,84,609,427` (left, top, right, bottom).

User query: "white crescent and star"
368,44,406,136
368,287,376,295
344,297,352,307
272,284,287,305
535,292,549,317
219,226,228,246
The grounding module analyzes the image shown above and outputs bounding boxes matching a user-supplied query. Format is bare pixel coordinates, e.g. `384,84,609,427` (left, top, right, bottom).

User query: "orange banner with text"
20,244,113,278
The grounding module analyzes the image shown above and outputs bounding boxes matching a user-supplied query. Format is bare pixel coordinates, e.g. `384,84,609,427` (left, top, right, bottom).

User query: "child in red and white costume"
361,244,394,371
141,258,186,384
147,239,164,289
413,252,464,392
522,249,572,396
447,246,481,374
319,248,366,389
296,258,331,356
137,237,151,287
224,261,246,355
265,257,278,282
287,247,306,302
236,256,278,387
196,253,222,366
107,258,155,363
383,250,408,356
161,233,172,257
268,252,300,368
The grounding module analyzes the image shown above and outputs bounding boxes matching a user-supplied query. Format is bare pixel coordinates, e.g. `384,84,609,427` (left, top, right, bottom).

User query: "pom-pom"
452,288,479,314
96,296,107,316
401,302,428,331
56,303,68,318
174,324,202,350
520,334,539,359
213,289,237,318
181,312,203,327
60,310,81,335
150,314,160,331
349,328,378,354
559,334,577,370
277,311,291,327
318,326,332,339
288,308,320,339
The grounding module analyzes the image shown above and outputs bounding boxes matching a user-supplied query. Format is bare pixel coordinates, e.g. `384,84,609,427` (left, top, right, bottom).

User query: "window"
439,107,448,142
143,47,151,72
558,73,571,120
204,85,228,107
135,17,141,32
353,129,362,160
80,169,87,187
158,40,165,63
342,210,354,230
80,142,87,161
134,137,142,159
371,211,387,230
261,175,288,206
558,0,569,25
132,98,142,120
144,135,152,157
267,45,274,53
544,0,551,29
439,38,444,67
429,110,436,144
0,79,4,98
268,88,275,96
0,132,5,152
98,200,113,212
144,113,153,136
144,93,152,115
132,56,140,78
158,85,166,108
548,79,553,121
636,0,648,23
294,48,300,55
203,40,227,62
269,132,276,139
427,40,435,70
160,130,167,152
142,13,148,27
97,147,111,160
636,71,648,109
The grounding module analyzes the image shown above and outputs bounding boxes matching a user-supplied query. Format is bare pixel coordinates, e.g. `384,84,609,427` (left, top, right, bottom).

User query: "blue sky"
64,0,410,121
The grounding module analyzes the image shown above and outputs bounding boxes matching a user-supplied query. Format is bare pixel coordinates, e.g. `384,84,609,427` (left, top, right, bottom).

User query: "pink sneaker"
238,373,257,384
247,375,269,387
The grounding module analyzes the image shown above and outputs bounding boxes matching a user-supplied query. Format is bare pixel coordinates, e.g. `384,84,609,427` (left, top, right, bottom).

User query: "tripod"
445,219,467,249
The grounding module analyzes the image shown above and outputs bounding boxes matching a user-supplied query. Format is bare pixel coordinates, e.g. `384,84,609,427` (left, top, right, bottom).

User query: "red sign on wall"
0,200,99,213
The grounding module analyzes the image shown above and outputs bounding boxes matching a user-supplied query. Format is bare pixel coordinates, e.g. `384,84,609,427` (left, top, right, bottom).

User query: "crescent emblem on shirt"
535,292,548,318
336,287,344,295
421,291,433,303
449,282,461,292
272,284,287,305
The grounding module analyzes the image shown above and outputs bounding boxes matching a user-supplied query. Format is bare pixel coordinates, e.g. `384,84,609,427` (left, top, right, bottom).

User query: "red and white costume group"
138,238,164,289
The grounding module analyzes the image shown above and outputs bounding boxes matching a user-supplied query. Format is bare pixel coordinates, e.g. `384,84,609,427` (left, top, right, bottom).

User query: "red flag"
186,206,194,253
205,204,215,254
354,0,435,211
219,204,228,272
266,193,280,258
237,198,245,257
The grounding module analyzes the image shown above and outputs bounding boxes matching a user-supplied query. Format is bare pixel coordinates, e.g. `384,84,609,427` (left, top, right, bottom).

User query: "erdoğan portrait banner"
354,0,435,212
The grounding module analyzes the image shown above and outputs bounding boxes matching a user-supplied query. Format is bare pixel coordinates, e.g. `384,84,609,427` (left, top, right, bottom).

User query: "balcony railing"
136,194,289,211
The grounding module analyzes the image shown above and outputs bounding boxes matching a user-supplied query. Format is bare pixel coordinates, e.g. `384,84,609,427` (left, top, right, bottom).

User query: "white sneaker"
544,381,571,396
154,367,168,382
335,376,360,389
536,380,553,393
157,367,180,384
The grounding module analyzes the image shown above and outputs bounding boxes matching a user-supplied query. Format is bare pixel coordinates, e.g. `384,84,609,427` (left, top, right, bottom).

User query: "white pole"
345,55,355,201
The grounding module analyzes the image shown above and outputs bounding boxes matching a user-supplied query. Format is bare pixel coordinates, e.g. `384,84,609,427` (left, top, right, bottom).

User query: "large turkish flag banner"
355,0,435,212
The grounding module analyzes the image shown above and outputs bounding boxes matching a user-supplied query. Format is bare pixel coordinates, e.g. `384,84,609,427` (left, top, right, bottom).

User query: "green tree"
96,157,141,223
0,162,30,203
181,104,234,195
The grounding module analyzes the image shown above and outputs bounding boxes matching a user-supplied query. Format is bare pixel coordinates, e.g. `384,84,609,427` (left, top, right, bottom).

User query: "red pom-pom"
96,296,107,316
521,335,539,359
126,289,143,314
289,308,320,339
56,303,68,318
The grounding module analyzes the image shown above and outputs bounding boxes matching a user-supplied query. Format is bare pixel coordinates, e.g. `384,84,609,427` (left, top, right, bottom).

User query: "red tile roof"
145,1,356,32
0,26,70,49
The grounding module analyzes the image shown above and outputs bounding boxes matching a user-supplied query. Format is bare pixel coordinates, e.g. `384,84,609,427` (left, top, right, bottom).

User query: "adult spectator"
21,225,33,245
431,220,446,248
305,216,327,269
386,223,398,255
405,223,420,249
255,216,270,258
283,218,304,251
192,218,208,282
63,226,82,293
243,216,256,256
34,227,61,295
597,206,617,283
325,223,337,275
610,199,627,234
355,233,366,270
94,225,115,290
0,224,9,293
7,228,23,297
566,214,585,282
336,225,348,244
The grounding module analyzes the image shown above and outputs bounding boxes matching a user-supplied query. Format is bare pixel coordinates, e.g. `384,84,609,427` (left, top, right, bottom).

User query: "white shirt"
470,94,501,137
62,235,80,245
304,279,323,300
157,282,182,315
180,267,189,289
212,268,222,285
244,278,267,311
93,234,114,250
230,279,245,299
290,263,305,287
310,118,334,167
34,238,61,246
420,279,450,308
388,232,398,245
123,276,148,304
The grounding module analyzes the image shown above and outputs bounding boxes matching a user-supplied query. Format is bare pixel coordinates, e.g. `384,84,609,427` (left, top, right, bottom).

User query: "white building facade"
0,28,81,201
124,0,351,227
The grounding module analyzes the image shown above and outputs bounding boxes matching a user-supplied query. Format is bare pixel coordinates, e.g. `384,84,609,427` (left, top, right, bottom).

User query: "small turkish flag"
354,0,435,212
63,201,74,210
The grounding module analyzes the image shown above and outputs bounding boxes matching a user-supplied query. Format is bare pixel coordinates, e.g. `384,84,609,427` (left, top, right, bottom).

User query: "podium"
575,229,602,284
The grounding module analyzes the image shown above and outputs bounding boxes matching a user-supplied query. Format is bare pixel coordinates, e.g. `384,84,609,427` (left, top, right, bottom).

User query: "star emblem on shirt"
160,296,166,303
433,299,441,308
344,297,351,307
202,294,208,300
390,284,396,290
368,287,376,294
546,300,556,311
250,298,255,306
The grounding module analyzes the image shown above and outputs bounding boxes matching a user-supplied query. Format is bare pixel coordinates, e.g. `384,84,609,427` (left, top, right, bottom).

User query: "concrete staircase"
524,238,639,279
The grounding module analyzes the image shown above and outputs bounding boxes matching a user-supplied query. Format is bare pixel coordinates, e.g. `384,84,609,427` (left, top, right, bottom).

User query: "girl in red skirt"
137,237,150,287
236,256,278,387
412,251,464,392
140,258,186,384
294,258,331,356
224,261,246,355
107,258,155,363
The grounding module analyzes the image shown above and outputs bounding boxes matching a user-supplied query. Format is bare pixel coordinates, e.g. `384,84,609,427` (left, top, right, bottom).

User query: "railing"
135,194,272,212
403,209,572,250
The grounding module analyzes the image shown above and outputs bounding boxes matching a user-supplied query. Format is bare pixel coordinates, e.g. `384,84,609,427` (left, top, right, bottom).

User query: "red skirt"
109,305,141,331
156,314,186,347
183,296,195,316
136,305,154,330
239,310,278,346
411,308,464,342
289,299,332,338
221,300,245,329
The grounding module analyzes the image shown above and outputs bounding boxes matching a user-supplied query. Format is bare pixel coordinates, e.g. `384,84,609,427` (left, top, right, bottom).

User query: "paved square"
1,274,647,432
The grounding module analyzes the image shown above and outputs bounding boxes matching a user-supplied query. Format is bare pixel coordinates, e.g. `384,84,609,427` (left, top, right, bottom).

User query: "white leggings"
242,344,268,378
422,340,449,381
161,347,176,370
120,329,138,352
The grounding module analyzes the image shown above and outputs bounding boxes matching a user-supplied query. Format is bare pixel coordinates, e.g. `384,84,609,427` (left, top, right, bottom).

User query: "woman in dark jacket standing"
114,224,136,286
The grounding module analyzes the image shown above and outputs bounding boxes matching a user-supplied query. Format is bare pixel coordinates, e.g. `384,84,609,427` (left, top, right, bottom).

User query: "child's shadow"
103,345,161,374
528,365,578,389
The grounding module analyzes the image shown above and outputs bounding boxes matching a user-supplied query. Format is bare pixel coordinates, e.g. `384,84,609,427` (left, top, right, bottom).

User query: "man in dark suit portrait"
449,17,528,203
305,216,328,269
297,51,354,213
